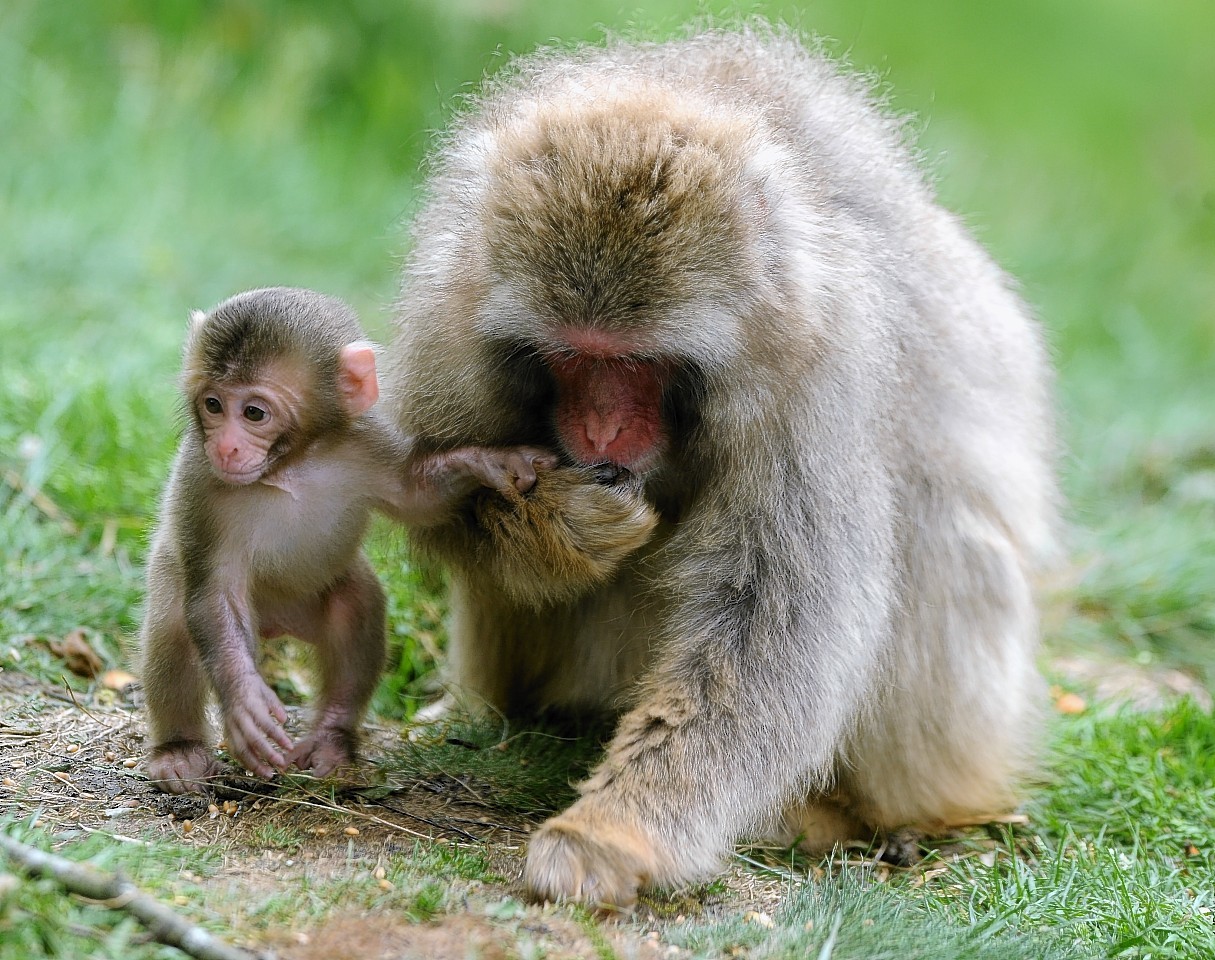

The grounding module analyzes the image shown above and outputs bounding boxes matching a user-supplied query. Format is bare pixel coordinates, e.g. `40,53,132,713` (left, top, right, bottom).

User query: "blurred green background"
1,0,1212,701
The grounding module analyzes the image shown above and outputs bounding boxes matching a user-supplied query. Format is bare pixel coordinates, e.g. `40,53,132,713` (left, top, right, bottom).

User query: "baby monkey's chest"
221,482,370,593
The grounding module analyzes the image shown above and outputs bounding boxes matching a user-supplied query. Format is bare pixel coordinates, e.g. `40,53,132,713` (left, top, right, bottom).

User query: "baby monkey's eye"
243,405,268,423
204,397,222,415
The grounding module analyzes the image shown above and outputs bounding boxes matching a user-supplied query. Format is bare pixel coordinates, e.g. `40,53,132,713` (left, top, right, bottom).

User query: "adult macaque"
389,26,1057,906
141,287,551,794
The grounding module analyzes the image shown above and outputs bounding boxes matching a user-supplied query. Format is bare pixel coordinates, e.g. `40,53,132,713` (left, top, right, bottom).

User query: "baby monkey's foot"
146,739,221,795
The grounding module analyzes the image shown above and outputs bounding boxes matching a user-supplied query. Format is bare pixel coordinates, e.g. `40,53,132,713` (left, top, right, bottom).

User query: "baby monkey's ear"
338,342,379,416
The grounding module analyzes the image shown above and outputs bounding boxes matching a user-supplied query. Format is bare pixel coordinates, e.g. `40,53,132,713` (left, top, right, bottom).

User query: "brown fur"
142,287,553,793
411,466,658,608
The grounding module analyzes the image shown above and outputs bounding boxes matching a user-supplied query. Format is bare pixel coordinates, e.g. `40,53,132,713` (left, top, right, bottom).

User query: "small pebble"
1055,691,1087,715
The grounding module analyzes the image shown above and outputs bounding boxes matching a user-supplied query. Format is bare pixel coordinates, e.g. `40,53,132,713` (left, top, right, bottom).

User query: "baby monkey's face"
194,371,299,485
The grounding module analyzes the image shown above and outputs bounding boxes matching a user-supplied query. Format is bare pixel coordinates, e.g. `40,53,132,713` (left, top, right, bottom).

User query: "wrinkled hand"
438,446,558,499
221,679,292,777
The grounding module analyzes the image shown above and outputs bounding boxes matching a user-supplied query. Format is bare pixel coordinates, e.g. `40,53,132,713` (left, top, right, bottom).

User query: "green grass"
0,818,224,960
670,879,1089,960
377,718,608,815
0,815,504,959
944,705,1215,957
1,0,1213,957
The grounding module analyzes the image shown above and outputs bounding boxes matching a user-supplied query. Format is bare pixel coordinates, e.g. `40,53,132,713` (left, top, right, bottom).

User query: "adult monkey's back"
387,25,1057,907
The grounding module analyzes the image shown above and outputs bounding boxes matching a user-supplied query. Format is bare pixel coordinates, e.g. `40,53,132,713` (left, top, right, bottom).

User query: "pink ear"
338,343,379,415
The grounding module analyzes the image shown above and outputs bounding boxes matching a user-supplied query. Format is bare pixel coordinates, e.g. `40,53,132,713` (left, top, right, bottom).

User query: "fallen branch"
0,828,258,960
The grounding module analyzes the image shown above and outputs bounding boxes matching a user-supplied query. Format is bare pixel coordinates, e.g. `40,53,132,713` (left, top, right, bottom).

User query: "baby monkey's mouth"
212,465,265,486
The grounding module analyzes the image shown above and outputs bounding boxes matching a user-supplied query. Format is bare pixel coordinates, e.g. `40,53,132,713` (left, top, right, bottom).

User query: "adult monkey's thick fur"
388,25,1057,906
411,465,659,608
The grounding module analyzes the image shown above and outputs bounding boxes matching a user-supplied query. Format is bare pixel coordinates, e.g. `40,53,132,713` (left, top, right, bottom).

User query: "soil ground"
0,670,786,959
2,656,1202,959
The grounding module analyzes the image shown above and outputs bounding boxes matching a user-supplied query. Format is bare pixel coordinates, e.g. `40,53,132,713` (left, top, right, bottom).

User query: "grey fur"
388,24,1057,904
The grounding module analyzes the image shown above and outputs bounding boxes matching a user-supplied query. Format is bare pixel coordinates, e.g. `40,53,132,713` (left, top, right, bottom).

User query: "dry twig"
0,828,259,960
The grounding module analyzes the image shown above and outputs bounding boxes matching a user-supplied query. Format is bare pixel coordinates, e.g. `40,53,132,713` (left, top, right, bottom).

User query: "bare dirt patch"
8,654,1179,958
277,910,677,960
0,669,777,958
1050,654,1212,711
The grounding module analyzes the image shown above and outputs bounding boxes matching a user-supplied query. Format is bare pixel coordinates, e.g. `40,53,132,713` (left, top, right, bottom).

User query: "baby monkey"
141,287,551,793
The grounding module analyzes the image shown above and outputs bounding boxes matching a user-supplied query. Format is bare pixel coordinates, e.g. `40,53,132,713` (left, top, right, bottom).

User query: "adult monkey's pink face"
545,327,672,472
